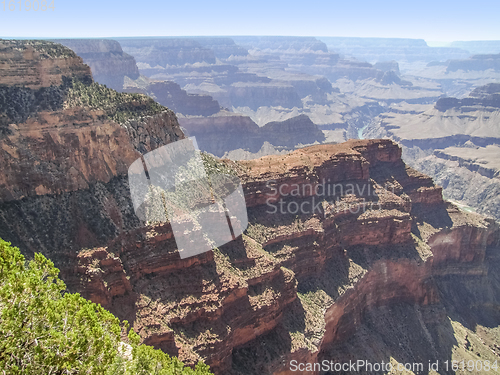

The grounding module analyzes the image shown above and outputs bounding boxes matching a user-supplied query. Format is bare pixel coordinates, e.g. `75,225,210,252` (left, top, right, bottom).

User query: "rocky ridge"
178,113,325,158
0,39,92,89
52,39,140,91
124,79,221,117
2,123,500,374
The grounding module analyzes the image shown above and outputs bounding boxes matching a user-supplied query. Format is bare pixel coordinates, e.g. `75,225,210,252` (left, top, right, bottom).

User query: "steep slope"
178,113,325,158
124,79,221,116
3,125,500,374
0,40,184,257
52,39,140,91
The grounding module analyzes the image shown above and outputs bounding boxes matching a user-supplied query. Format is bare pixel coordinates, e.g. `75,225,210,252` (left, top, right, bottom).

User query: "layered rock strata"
5,121,498,374
1,41,500,375
53,39,140,91
124,80,221,117
366,83,500,221
178,113,325,157
0,39,92,89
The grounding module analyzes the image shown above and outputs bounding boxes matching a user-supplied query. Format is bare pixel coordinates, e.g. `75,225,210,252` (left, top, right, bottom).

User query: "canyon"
365,83,500,222
54,36,498,163
1,40,500,375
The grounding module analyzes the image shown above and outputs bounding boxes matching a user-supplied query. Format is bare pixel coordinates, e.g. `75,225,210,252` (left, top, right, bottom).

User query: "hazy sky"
0,0,499,42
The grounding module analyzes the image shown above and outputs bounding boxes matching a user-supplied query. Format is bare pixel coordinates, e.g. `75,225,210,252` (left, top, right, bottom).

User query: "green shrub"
0,239,212,375
65,79,166,124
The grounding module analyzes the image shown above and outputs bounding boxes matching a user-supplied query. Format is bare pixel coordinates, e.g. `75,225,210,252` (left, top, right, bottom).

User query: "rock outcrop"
125,80,221,116
446,53,500,73
52,39,140,91
178,113,325,157
410,146,500,221
0,39,92,89
435,82,500,111
5,116,498,374
259,114,326,147
373,60,400,74
0,107,139,201
0,40,184,255
376,70,412,86
178,113,262,156
2,115,500,374
120,38,217,67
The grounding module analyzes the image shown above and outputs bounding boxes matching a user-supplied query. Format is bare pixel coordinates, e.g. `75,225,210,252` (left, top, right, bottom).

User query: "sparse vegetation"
0,75,166,129
200,152,238,176
0,79,72,127
65,79,166,124
3,40,77,59
245,222,268,244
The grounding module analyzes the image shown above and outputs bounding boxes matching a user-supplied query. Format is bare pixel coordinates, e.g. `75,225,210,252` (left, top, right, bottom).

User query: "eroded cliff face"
6,118,499,375
0,107,138,201
3,129,500,374
2,41,500,375
124,80,221,117
366,83,500,222
179,113,325,158
0,40,184,259
53,39,140,91
0,40,92,89
48,140,497,375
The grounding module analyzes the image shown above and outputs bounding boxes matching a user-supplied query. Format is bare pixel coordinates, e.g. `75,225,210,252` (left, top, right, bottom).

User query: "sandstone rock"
120,38,216,67
0,39,92,89
130,80,220,116
1,136,498,374
178,113,325,157
53,39,140,91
